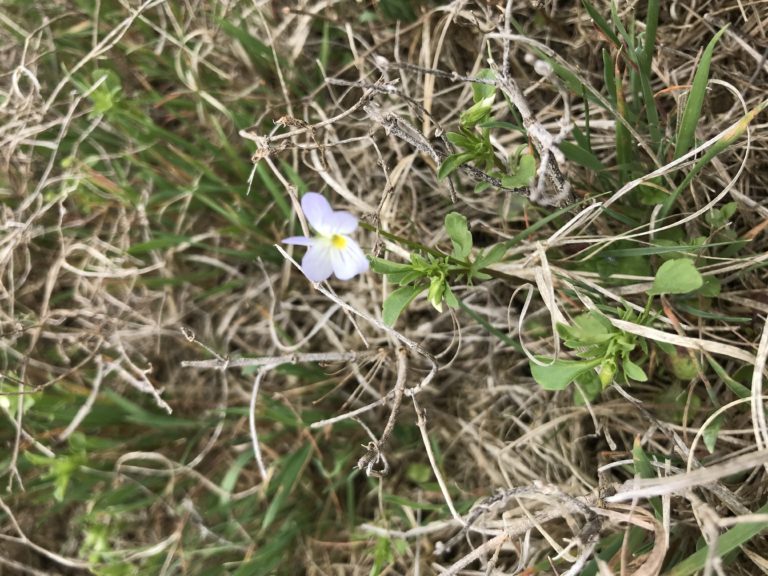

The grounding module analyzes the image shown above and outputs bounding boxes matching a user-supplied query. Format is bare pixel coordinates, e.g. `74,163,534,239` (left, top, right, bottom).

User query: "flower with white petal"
282,192,369,282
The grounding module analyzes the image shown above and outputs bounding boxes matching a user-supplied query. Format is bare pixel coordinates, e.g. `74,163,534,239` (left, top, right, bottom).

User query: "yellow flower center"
330,234,347,249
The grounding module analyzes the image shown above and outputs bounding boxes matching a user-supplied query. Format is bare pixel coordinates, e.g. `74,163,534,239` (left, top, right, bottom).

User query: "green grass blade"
602,48,617,108
635,45,662,150
666,501,768,576
673,26,728,159
662,99,767,217
582,0,620,47
610,1,634,53
643,0,660,73
614,60,633,184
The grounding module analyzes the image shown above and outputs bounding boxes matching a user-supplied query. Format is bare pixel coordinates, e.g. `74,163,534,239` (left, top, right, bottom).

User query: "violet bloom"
282,192,369,282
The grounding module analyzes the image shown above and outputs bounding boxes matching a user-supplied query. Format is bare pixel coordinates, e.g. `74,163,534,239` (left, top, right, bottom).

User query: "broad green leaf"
573,370,601,405
369,256,411,275
382,285,424,326
444,212,472,259
471,68,496,103
696,277,721,297
437,152,475,179
530,357,601,391
623,359,648,382
648,258,703,295
674,26,728,159
501,154,536,188
558,312,615,346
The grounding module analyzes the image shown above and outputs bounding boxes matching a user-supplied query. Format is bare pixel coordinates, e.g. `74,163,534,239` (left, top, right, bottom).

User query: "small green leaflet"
471,68,496,102
444,212,472,259
437,152,474,179
648,258,703,295
382,285,424,326
501,154,536,188
623,359,648,382
530,357,602,391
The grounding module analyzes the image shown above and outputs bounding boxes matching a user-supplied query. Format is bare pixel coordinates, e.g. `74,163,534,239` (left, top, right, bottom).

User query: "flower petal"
301,192,333,235
282,236,314,246
330,237,369,280
302,243,334,282
324,210,358,234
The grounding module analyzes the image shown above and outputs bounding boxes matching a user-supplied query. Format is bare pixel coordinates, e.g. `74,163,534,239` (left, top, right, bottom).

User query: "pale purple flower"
282,192,369,282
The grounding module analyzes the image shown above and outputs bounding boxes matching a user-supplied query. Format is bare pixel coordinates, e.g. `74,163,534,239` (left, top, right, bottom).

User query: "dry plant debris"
1,0,768,574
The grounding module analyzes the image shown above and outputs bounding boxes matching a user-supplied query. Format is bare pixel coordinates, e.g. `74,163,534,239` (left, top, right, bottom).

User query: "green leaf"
663,100,767,218
405,463,432,484
437,152,475,179
706,356,750,399
382,285,424,326
703,414,724,453
648,258,703,295
666,500,768,576
445,131,477,149
696,276,721,297
262,443,312,531
444,212,473,259
673,26,728,159
444,284,459,309
573,370,601,405
559,140,605,172
460,96,494,128
379,0,417,22
623,359,648,382
643,0,660,75
632,439,655,479
475,243,507,268
427,276,446,312
669,351,699,381
501,154,536,188
581,0,620,47
632,438,662,518
369,256,411,275
705,201,738,228
558,312,615,346
393,270,423,286
530,357,602,391
471,69,496,103
599,358,617,387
